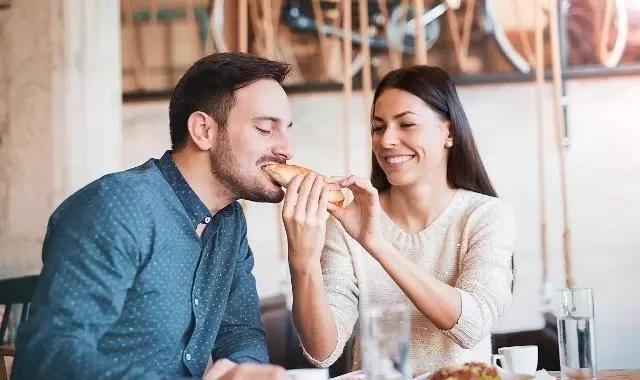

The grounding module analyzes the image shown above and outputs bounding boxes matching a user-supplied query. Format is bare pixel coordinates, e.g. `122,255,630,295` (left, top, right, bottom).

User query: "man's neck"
171,150,235,214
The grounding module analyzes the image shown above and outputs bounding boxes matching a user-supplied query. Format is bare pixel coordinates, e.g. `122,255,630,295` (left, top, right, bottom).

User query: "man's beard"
210,134,285,203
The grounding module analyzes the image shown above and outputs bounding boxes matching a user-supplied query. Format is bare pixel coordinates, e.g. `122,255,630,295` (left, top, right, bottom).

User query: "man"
12,53,294,380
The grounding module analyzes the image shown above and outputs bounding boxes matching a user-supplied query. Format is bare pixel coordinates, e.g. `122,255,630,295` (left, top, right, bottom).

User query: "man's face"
210,79,293,203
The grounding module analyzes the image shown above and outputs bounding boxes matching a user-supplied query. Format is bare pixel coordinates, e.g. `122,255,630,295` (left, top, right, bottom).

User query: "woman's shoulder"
457,189,515,227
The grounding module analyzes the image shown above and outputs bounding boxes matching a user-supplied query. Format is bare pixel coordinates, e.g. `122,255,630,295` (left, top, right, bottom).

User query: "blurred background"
1,0,640,373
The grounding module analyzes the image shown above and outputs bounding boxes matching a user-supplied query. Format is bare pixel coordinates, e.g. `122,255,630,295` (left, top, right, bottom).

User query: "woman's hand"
327,175,385,253
282,172,331,273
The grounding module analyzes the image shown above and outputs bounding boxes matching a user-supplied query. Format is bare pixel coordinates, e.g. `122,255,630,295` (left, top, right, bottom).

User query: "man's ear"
186,111,218,151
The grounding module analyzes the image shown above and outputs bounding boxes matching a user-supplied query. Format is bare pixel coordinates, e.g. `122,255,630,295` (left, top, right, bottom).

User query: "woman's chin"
385,174,414,188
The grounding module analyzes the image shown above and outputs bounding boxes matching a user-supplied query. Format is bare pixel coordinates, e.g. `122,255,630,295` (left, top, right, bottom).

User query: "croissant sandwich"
429,362,501,380
262,163,345,208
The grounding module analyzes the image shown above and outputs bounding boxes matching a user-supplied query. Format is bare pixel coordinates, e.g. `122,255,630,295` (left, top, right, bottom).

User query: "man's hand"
204,361,288,380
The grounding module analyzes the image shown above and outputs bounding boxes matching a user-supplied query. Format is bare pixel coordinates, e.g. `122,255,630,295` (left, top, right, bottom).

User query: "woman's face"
371,88,453,189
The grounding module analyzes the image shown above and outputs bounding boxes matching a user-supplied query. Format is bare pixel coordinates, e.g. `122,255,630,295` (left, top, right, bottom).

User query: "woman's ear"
186,111,217,151
443,120,454,148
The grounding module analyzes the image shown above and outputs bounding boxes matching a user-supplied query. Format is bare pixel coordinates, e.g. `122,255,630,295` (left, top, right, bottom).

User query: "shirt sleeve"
444,198,516,349
12,182,192,380
301,216,360,368
211,211,268,365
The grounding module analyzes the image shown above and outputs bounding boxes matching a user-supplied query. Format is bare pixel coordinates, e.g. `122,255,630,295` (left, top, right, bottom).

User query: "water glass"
360,304,411,380
557,288,597,380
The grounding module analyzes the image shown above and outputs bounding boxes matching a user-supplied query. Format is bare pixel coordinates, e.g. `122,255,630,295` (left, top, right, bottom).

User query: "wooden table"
549,370,640,379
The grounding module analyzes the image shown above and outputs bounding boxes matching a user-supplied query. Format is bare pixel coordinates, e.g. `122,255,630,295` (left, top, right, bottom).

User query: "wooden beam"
262,0,275,59
534,0,549,284
359,0,373,170
549,0,574,288
343,0,353,172
358,0,373,101
239,0,248,52
413,0,427,64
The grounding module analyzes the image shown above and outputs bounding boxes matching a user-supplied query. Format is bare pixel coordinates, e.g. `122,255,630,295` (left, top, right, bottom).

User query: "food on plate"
429,362,501,380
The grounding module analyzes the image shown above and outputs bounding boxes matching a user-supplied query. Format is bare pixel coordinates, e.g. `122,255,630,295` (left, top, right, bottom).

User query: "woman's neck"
380,178,457,234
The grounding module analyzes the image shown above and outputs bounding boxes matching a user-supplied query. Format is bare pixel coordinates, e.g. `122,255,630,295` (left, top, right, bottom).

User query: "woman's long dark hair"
370,66,497,197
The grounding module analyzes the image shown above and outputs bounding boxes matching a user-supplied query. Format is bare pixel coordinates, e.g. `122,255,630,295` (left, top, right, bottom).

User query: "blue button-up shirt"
12,151,268,380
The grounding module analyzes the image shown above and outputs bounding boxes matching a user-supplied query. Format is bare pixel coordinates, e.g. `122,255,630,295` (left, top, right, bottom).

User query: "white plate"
287,368,329,380
329,370,431,380
329,370,365,380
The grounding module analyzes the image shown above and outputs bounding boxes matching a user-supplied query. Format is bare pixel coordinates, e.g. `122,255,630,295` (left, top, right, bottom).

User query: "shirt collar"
156,150,213,228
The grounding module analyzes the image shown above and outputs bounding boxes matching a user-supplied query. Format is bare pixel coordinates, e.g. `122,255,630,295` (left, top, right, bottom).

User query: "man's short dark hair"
169,52,293,150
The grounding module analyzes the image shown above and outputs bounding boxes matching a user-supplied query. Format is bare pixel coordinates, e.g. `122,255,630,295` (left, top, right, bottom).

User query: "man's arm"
12,185,191,380
211,232,269,364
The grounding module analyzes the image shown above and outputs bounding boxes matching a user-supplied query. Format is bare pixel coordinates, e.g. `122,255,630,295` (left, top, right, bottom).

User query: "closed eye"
256,127,271,135
400,123,415,128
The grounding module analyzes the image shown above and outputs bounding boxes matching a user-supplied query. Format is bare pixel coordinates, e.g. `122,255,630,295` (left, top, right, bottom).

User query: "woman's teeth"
386,155,414,164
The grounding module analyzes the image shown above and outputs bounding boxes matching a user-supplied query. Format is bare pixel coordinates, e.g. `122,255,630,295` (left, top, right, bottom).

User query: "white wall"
122,76,640,369
0,0,122,279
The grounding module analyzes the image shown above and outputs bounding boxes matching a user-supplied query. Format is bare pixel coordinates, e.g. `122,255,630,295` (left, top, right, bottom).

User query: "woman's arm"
367,238,462,330
290,263,338,363
284,173,359,367
329,176,514,347
367,199,514,347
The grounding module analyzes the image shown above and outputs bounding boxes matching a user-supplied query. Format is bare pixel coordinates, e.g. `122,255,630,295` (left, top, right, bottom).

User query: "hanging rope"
312,0,333,78
262,0,276,59
122,0,145,91
358,0,373,101
238,0,249,52
378,0,403,69
534,0,549,286
446,0,476,71
549,0,575,288
359,0,374,172
413,0,427,64
343,0,353,173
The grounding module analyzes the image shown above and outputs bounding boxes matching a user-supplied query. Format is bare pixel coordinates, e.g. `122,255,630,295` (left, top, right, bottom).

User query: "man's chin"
261,188,285,203
243,186,285,204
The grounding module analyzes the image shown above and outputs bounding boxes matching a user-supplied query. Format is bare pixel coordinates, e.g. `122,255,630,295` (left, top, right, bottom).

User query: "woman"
282,66,515,374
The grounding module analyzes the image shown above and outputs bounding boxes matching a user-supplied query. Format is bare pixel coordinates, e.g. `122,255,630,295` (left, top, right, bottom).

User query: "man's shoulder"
222,201,247,230
51,159,162,223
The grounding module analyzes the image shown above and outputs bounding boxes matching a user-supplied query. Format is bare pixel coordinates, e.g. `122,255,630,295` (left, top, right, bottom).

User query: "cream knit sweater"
302,189,515,375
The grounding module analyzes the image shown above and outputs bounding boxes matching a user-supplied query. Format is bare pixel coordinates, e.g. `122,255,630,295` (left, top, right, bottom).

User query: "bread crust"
262,163,345,208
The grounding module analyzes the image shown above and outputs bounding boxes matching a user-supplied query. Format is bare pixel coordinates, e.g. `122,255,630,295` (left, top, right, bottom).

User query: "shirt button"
204,216,211,224
185,353,192,361
194,298,199,306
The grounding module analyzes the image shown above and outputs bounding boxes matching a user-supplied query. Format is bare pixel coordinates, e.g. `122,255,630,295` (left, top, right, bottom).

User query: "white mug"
286,368,329,380
491,345,538,376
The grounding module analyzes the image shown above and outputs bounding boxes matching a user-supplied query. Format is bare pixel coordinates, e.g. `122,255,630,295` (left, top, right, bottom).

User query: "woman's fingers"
282,173,304,220
306,174,325,217
294,172,317,220
318,185,331,219
284,172,339,225
341,175,377,196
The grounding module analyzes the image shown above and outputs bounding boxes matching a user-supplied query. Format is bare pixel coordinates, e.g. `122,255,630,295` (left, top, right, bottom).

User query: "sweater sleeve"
301,216,360,368
444,198,515,349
